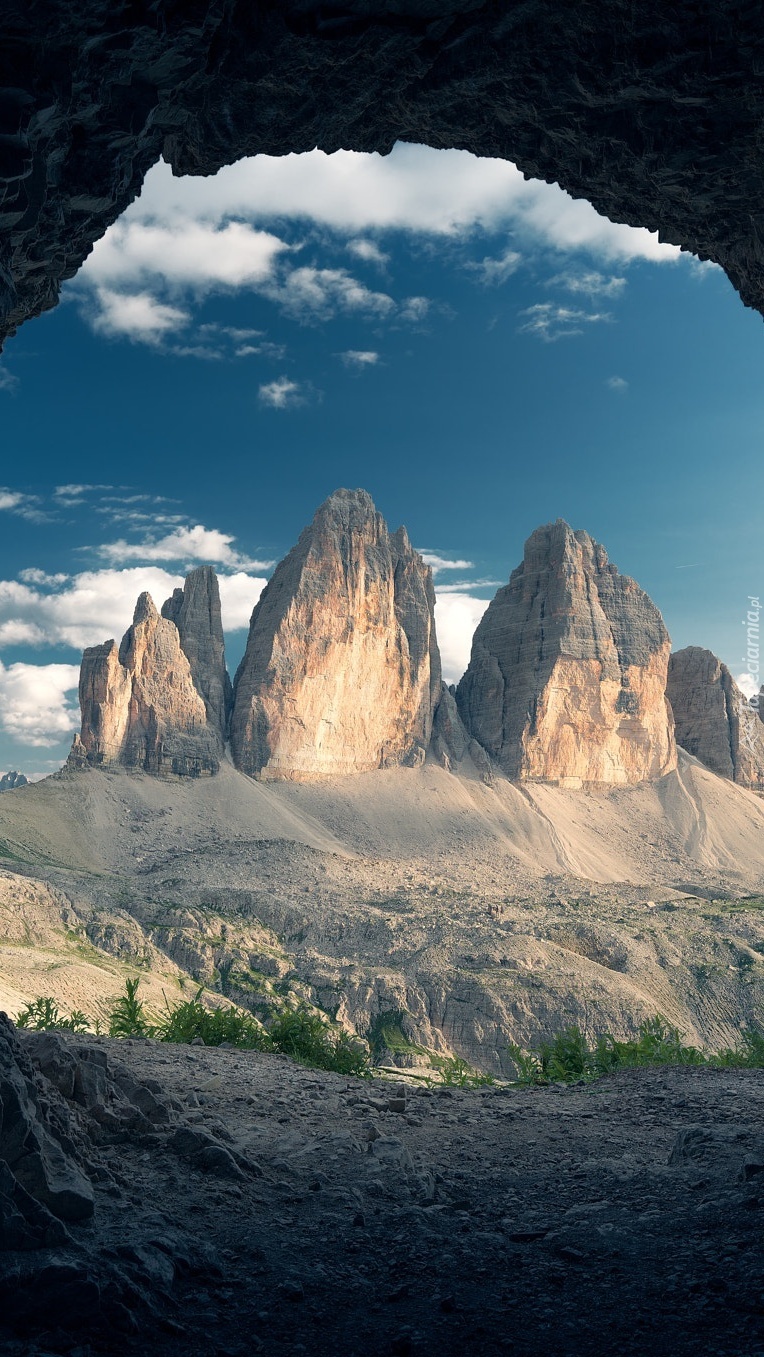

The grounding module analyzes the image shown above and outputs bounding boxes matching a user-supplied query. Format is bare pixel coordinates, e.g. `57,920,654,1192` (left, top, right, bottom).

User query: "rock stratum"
667,646,764,791
70,573,226,777
4,1,764,349
231,489,441,779
456,520,677,786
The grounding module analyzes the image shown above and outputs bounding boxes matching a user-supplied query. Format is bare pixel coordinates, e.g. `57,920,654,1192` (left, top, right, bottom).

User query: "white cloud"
258,377,305,410
468,248,522,285
340,350,379,368
435,578,503,594
263,266,394,322
86,219,289,292
419,552,475,575
126,147,679,263
548,270,626,299
18,569,69,587
218,572,266,631
518,302,612,342
91,288,190,343
0,368,19,393
347,239,389,267
0,564,268,655
399,296,430,324
606,375,629,393
0,489,44,521
434,593,491,686
0,662,80,747
97,523,271,571
737,673,760,701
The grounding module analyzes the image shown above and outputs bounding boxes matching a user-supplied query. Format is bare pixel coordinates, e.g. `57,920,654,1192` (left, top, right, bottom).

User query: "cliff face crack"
3,3,764,347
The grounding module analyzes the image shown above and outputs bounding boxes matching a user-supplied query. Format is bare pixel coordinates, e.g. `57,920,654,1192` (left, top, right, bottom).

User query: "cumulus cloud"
86,219,289,292
518,302,612,342
468,248,522,286
258,377,306,410
0,565,267,657
126,147,679,263
340,350,379,368
217,573,266,631
262,266,394,322
97,523,271,571
91,288,190,343
0,662,80,747
347,239,390,267
0,489,46,522
418,551,475,575
737,673,760,701
547,270,626,299
434,593,490,686
606,375,629,393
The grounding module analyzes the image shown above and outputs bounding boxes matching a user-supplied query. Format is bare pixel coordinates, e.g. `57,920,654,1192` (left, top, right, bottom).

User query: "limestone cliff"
71,592,221,777
667,647,764,791
230,489,440,779
161,566,232,741
456,520,676,786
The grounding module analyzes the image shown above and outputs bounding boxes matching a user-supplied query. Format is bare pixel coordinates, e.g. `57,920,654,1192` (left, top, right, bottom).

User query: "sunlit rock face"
4,2,764,347
667,647,764,791
71,592,221,776
230,489,441,779
456,521,677,786
161,566,232,742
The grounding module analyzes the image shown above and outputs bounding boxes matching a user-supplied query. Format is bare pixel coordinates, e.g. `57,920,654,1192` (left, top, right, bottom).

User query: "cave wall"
2,0,764,345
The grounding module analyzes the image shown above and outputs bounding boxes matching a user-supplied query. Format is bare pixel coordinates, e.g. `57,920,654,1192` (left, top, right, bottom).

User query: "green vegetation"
508,1015,764,1085
158,988,269,1049
268,1005,370,1076
13,981,370,1077
15,996,91,1033
431,1055,494,1088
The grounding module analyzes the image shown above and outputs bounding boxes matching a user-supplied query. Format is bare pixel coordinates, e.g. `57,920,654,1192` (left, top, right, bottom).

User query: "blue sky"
0,143,761,775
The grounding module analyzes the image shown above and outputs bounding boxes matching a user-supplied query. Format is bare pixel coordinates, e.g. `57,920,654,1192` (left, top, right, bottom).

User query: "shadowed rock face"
161,566,232,742
71,592,221,777
231,488,440,778
456,520,677,785
667,647,764,790
4,2,764,348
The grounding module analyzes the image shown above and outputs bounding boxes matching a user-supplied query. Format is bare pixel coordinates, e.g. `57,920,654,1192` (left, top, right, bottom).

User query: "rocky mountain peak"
456,520,676,785
230,488,441,779
667,646,764,790
161,565,232,741
70,575,225,778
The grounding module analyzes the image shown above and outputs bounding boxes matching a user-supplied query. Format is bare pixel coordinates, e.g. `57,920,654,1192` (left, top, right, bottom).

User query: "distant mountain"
0,770,28,792
667,646,764,791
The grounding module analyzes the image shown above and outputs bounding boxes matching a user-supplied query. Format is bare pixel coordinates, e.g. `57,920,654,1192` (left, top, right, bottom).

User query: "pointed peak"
133,592,158,626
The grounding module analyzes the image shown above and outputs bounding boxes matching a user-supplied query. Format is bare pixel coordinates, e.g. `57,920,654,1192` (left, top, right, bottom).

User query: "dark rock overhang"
2,0,764,346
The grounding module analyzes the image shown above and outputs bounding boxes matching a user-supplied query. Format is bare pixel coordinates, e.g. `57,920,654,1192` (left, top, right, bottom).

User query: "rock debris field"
2,1019,764,1357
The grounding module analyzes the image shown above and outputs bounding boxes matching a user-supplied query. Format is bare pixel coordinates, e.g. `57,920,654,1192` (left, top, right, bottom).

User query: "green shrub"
108,977,154,1038
15,996,91,1033
508,1016,708,1085
158,988,270,1050
711,1028,764,1068
268,1004,370,1076
435,1055,494,1088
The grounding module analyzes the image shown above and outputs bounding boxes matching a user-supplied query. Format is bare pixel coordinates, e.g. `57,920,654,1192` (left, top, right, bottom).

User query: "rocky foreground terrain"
2,1016,763,1357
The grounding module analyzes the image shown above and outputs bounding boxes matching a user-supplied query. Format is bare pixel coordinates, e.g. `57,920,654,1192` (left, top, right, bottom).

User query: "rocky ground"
2,1021,764,1357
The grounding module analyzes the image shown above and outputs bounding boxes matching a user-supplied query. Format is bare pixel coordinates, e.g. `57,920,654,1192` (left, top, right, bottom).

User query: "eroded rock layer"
4,2,764,350
230,488,440,779
71,592,220,777
456,520,677,786
667,647,764,791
